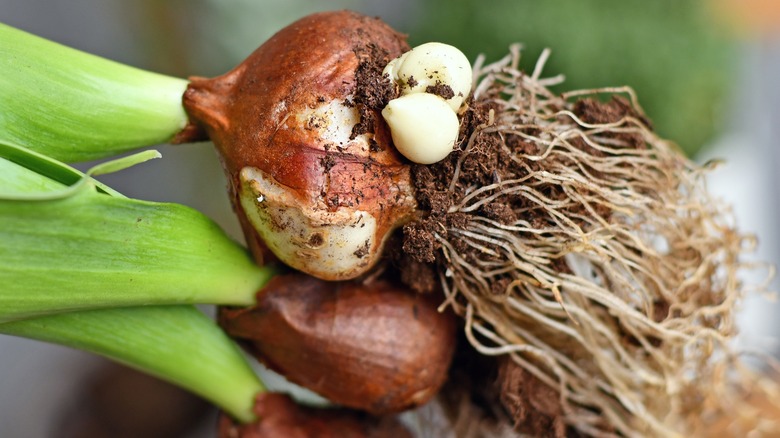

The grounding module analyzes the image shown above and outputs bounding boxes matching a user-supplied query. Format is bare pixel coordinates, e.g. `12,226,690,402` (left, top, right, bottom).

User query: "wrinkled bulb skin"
182,11,416,281
220,273,457,415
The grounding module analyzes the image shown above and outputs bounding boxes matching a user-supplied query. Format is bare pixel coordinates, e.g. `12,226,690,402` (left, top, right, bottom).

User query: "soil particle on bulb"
425,82,455,100
353,240,370,258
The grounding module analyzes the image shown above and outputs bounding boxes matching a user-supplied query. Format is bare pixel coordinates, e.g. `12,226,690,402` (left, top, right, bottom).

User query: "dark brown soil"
350,43,398,140
498,358,567,438
426,82,455,100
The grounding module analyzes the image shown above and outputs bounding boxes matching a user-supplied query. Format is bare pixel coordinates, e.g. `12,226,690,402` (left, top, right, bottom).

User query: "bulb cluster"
182,12,459,421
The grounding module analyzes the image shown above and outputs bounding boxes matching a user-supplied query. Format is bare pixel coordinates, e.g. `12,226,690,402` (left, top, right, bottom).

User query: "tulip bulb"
219,274,456,414
183,11,417,280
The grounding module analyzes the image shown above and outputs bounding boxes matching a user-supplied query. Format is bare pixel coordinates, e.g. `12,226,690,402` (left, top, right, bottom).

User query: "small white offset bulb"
383,42,472,112
381,93,459,165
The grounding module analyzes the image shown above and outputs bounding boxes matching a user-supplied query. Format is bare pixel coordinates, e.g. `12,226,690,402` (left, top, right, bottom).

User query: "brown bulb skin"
182,11,416,279
217,392,412,438
219,273,456,414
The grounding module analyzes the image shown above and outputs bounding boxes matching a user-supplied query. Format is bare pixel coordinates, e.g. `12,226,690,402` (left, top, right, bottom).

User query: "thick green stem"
0,306,263,423
0,23,190,162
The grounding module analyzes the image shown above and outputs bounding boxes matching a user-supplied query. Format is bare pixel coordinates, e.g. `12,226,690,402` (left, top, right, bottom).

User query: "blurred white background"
1,1,779,436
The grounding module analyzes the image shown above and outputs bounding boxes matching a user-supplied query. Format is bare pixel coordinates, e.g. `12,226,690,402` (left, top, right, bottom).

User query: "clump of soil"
393,46,780,437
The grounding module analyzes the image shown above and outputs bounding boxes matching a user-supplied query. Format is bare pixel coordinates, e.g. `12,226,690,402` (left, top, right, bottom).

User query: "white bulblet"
381,93,459,165
383,42,472,112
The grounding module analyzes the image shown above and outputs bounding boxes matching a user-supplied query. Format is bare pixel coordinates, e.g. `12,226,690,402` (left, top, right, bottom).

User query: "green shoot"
0,23,190,162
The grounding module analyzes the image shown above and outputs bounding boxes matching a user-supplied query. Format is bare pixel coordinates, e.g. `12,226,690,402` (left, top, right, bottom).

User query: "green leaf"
0,189,272,321
0,140,122,197
0,143,272,322
0,23,190,162
0,153,65,195
0,305,263,423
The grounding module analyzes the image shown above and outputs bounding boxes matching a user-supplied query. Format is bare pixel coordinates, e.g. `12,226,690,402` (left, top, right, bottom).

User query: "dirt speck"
425,82,455,100
353,240,370,258
351,43,398,140
573,96,650,149
308,233,324,248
